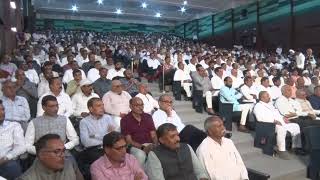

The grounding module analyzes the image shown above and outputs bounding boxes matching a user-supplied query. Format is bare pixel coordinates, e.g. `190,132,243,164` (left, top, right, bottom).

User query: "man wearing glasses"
18,134,84,180
91,131,147,180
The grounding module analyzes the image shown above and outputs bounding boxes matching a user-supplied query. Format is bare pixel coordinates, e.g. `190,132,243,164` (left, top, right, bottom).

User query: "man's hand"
0,158,8,166
308,113,317,120
134,172,144,180
165,106,173,117
81,112,90,118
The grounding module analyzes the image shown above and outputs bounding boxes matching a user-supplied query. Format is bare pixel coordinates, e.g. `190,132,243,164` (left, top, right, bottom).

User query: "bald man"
102,80,131,130
120,97,158,166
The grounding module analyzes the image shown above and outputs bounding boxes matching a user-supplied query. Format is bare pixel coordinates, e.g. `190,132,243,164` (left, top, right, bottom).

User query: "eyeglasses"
112,144,127,151
41,148,66,157
160,100,173,104
132,103,144,107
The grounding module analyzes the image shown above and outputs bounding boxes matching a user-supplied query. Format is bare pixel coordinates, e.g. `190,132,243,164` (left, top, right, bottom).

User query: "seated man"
25,95,79,155
90,131,148,180
254,91,302,159
145,123,209,180
256,77,272,97
173,62,192,100
103,80,131,130
210,67,225,97
37,77,73,117
121,97,158,166
191,64,215,114
220,77,252,133
87,61,102,83
92,67,112,98
270,76,282,101
79,97,116,165
18,134,84,180
0,100,26,180
146,52,161,82
71,79,99,118
1,80,30,131
295,89,320,120
240,76,258,103
106,61,125,80
66,69,82,97
309,85,320,110
136,84,159,114
120,69,140,97
197,116,248,179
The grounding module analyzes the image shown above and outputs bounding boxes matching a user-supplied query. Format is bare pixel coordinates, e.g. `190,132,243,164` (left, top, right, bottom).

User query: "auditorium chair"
247,168,270,180
304,126,320,180
254,121,276,156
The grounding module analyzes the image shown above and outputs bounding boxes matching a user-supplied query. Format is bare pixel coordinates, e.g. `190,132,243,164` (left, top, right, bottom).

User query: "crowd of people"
0,30,320,180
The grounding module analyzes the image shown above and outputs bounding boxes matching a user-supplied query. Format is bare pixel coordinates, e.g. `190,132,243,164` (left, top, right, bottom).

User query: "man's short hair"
48,77,60,86
158,94,170,102
156,123,177,138
72,69,81,76
204,115,222,133
214,67,221,74
41,95,57,106
35,134,61,155
103,131,125,148
258,91,268,100
244,76,252,83
224,76,231,82
272,76,280,84
87,97,101,109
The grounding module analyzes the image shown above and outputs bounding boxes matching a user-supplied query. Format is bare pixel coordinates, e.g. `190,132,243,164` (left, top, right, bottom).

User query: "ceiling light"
115,8,122,14
11,27,17,32
183,1,187,5
10,1,16,9
155,12,161,18
71,4,78,12
180,7,186,13
141,2,147,8
97,0,103,5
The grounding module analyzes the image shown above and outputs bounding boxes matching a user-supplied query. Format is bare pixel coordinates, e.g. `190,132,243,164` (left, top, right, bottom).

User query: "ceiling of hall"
32,0,255,26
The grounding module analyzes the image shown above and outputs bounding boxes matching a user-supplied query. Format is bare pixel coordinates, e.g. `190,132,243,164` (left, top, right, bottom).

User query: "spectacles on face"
160,100,173,104
41,148,66,157
112,144,127,151
132,103,144,107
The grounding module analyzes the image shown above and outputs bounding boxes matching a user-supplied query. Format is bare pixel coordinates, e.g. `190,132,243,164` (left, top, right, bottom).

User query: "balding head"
281,85,292,98
296,89,307,99
258,91,270,103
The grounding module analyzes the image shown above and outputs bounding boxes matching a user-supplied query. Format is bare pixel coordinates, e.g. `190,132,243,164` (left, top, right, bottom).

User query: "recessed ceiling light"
115,8,122,14
71,4,78,12
183,1,187,5
10,1,16,9
155,12,161,18
141,2,147,8
180,7,186,13
97,0,103,5
11,27,17,32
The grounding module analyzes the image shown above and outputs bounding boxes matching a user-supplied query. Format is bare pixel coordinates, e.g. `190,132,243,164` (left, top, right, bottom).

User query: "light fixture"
71,4,78,12
155,12,161,18
180,7,186,13
183,1,187,5
97,0,103,5
10,1,16,9
115,8,122,14
11,27,17,32
141,2,147,8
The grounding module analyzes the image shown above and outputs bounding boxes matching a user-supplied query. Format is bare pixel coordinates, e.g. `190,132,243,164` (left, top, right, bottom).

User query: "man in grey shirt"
92,68,112,97
145,123,209,180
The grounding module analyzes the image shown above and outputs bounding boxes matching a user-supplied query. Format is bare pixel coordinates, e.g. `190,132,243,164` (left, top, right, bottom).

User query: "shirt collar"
103,154,126,169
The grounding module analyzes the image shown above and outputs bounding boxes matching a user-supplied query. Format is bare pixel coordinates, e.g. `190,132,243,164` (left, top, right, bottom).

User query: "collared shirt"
72,92,99,117
102,91,131,116
25,115,79,155
211,75,224,96
121,112,155,144
79,114,116,148
309,95,320,110
275,95,307,118
66,80,81,97
62,69,86,84
296,98,317,116
270,85,282,100
231,75,244,89
254,101,284,124
92,78,112,98
25,69,39,84
37,91,73,117
37,79,50,98
135,93,159,114
1,96,30,122
75,55,89,67
240,84,258,103
152,109,185,133
106,68,125,80
220,86,243,111
87,68,100,82
0,121,25,160
91,154,148,180
173,69,192,82
196,137,248,180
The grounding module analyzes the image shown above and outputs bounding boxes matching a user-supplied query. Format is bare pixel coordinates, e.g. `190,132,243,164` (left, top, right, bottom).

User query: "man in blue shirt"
309,86,320,110
220,77,252,133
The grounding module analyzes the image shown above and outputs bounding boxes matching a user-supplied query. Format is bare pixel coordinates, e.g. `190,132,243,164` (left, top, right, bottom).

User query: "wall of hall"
35,19,173,33
177,0,320,52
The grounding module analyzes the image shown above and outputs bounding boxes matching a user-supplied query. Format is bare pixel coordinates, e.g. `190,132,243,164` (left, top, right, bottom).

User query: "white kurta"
196,137,248,180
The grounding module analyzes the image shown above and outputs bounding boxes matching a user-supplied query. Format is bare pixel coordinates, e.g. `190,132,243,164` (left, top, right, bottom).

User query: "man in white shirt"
230,69,244,89
25,95,79,155
106,61,125,80
173,62,192,99
62,61,86,84
0,100,25,180
295,50,305,70
75,48,89,67
257,77,272,97
210,67,224,96
197,115,248,180
270,76,282,101
254,91,301,159
71,79,99,118
87,61,101,83
146,53,161,82
240,76,258,103
187,56,197,73
135,84,159,114
37,77,73,117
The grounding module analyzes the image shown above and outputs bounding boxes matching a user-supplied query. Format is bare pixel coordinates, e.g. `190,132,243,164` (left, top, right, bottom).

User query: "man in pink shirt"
90,131,147,180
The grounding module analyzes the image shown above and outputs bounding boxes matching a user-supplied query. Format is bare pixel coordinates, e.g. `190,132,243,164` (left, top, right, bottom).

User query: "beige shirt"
102,91,131,116
197,137,248,180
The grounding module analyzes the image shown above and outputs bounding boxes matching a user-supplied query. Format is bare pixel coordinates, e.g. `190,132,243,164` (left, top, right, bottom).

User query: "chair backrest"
248,168,270,180
304,126,320,150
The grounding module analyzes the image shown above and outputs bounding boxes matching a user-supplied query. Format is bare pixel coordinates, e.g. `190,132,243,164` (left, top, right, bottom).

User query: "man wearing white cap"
302,70,311,86
71,79,99,118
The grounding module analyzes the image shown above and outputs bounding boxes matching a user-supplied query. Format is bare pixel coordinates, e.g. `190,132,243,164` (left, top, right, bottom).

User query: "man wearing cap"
71,79,99,118
302,70,311,86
